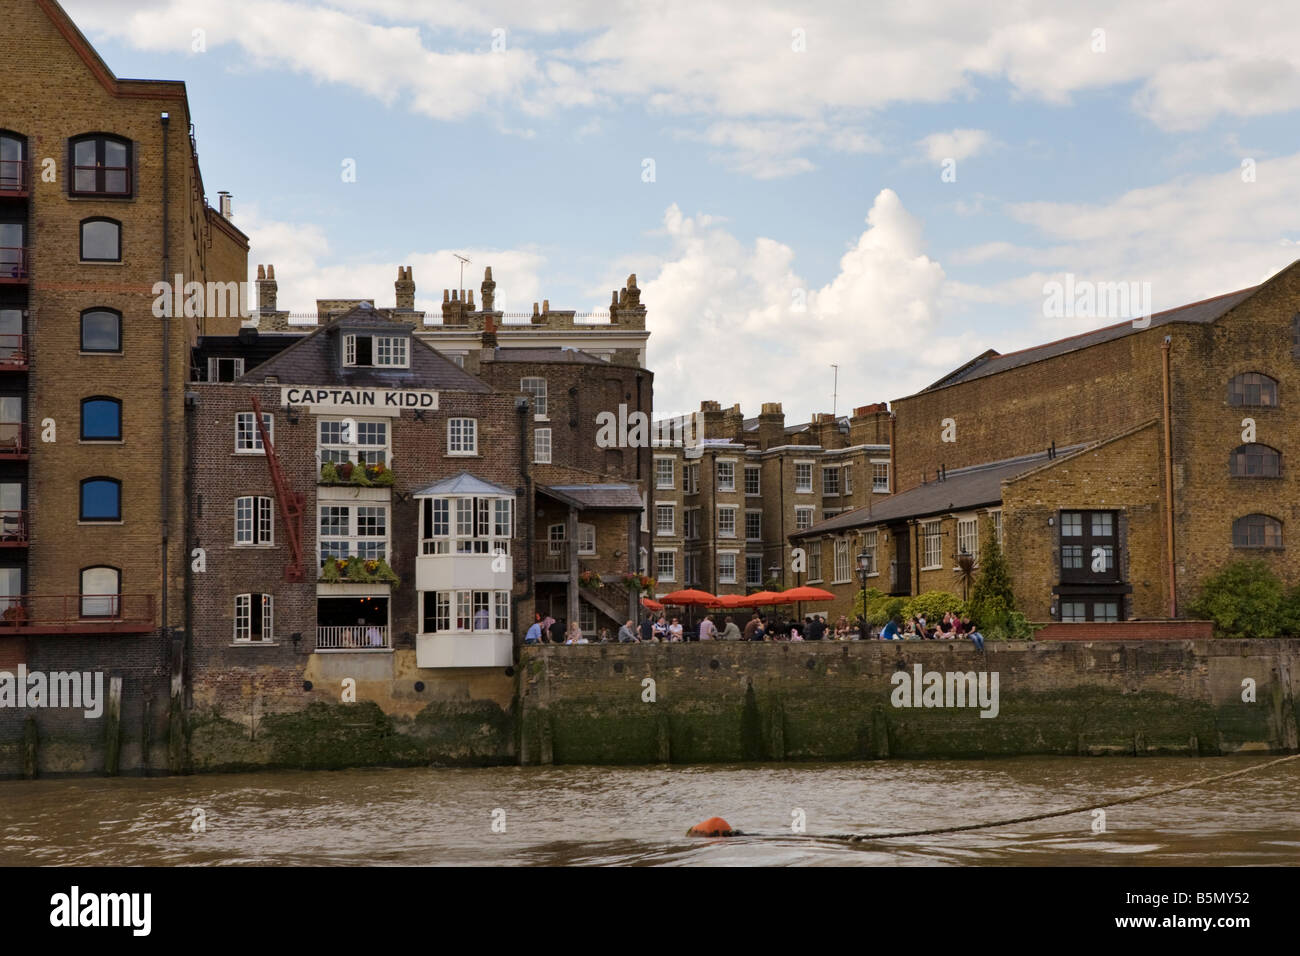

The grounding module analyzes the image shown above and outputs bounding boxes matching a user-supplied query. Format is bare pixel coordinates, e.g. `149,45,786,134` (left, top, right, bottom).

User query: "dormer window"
344,333,408,368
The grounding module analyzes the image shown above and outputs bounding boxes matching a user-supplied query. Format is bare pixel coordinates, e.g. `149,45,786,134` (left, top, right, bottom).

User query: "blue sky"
66,0,1300,420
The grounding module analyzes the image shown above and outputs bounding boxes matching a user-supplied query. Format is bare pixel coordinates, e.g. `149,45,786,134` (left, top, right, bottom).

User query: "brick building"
793,261,1300,626
0,0,247,775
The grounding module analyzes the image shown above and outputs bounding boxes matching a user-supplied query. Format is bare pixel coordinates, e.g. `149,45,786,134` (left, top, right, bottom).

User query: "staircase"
580,580,635,624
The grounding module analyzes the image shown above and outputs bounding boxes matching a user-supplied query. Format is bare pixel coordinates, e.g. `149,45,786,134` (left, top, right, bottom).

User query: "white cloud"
918,128,991,164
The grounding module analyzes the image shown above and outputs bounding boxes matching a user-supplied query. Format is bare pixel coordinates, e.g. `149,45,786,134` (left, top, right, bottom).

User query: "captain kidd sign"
281,387,439,415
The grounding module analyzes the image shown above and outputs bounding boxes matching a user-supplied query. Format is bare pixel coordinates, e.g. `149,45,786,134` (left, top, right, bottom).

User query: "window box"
320,459,395,486
318,556,400,588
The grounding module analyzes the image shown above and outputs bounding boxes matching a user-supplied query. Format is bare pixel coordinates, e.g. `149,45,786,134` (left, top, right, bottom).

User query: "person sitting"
639,615,656,643
963,615,984,652
834,615,851,640
366,625,383,647
789,624,803,641
549,617,566,643
668,617,684,642
524,617,544,644
565,620,583,644
719,615,742,641
805,615,825,641
618,619,638,643
539,616,555,643
653,616,669,641
879,617,900,640
937,612,954,640
743,613,762,641
698,615,718,641
598,627,612,643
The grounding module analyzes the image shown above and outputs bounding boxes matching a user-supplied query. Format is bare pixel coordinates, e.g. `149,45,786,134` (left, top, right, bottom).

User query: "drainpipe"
159,112,174,680
1161,336,1177,618
514,397,531,651
888,411,896,494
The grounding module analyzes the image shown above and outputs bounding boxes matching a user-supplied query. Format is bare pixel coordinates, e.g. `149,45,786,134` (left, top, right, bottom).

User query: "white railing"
316,625,389,650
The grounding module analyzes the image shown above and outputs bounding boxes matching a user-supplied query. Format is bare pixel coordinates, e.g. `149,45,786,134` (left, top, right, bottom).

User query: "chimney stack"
395,266,415,310
256,264,277,312
218,191,232,219
481,266,496,312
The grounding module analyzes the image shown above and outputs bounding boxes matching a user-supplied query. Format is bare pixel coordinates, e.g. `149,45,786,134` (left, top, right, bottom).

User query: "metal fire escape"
250,395,305,582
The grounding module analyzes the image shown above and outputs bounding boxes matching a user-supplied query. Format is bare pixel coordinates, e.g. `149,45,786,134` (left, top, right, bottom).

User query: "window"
206,357,245,382
80,397,121,441
823,467,840,496
1233,514,1283,549
795,506,814,531
236,496,274,545
579,601,597,635
745,510,762,540
318,417,388,466
717,506,736,538
1230,443,1281,477
872,462,890,493
573,523,594,555
684,552,698,585
843,466,853,495
717,552,737,584
1227,372,1278,407
957,517,978,560
448,418,477,455
234,593,274,642
235,412,272,453
80,566,120,617
656,549,676,582
655,457,675,490
684,508,700,540
343,334,408,368
420,495,512,556
990,510,1003,546
921,520,942,570
69,134,132,196
808,542,822,581
320,503,389,562
834,539,851,583
0,308,20,362
80,309,120,353
521,377,547,417
421,589,509,632
80,478,120,522
534,427,552,464
1060,510,1119,582
80,218,121,262
746,555,763,586
0,133,24,191
744,465,760,496
547,522,566,555
861,530,878,575
685,463,699,496
717,461,735,492
795,462,813,492
1060,598,1121,623
656,504,675,536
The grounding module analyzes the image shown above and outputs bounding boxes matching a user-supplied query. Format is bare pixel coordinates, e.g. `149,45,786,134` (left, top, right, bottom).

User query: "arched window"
1229,443,1281,477
80,566,121,617
80,478,121,521
69,134,132,196
80,218,120,262
81,397,122,441
0,131,26,192
1232,514,1283,549
1226,372,1278,407
80,308,121,352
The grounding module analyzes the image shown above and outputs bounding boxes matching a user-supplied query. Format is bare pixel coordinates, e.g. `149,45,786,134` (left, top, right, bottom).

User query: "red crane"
250,394,305,582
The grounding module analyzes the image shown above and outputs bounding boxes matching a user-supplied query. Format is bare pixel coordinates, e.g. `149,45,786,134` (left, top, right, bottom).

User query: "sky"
63,0,1300,422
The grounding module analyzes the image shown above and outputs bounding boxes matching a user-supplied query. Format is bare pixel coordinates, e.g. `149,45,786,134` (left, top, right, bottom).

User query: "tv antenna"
453,253,471,299
831,364,839,418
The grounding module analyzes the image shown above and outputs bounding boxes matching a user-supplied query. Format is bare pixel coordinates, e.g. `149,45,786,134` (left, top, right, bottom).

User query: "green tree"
1188,560,1287,638
968,534,1016,636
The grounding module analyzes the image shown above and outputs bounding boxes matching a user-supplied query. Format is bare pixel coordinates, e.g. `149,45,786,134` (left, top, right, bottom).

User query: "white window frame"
921,520,942,570
207,357,244,382
861,529,879,577
684,508,700,541
957,516,978,562
344,333,409,368
990,509,1003,547
235,496,274,546
744,464,761,496
656,503,675,536
448,418,478,456
745,509,762,541
421,495,512,556
655,456,675,490
717,505,737,538
685,463,700,496
808,541,823,583
534,427,552,464
717,551,737,584
521,377,548,418
822,466,840,497
233,593,274,643
794,461,814,493
716,460,736,492
424,589,511,633
235,412,273,454
833,539,851,584
795,506,815,531
577,522,596,555
655,548,677,583
843,465,853,495
318,417,389,466
872,461,890,493
319,502,390,564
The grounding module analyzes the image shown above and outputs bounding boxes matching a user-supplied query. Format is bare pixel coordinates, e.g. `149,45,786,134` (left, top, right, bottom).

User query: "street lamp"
856,550,871,638
768,564,781,589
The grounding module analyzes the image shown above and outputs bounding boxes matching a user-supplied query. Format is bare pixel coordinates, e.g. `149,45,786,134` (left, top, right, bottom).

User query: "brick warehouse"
794,260,1300,627
0,0,248,776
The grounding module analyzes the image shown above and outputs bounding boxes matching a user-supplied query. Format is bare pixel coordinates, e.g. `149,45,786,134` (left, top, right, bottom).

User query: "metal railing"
0,423,26,457
0,159,29,194
0,594,155,633
0,248,28,282
316,625,390,650
0,334,27,370
0,511,27,545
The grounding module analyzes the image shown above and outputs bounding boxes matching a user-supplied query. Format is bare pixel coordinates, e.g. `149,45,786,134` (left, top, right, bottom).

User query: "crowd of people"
523,609,986,651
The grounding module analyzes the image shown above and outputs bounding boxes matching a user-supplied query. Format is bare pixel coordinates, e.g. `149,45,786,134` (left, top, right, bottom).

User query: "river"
2,757,1296,866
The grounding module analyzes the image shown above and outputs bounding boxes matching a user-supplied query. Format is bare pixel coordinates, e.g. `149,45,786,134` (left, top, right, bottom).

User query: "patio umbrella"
660,589,719,606
741,591,788,607
777,586,836,603
709,594,751,609
641,596,664,612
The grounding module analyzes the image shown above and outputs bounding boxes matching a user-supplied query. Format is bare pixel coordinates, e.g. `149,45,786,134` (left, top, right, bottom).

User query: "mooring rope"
814,752,1300,842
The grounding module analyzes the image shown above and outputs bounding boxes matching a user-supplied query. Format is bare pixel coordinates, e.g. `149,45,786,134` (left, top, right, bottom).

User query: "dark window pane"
81,480,120,521
82,400,121,440
81,220,119,261
81,311,120,351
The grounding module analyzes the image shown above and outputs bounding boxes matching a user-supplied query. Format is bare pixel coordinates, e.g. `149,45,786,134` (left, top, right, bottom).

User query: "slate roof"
238,305,492,392
922,286,1259,393
538,483,644,510
791,444,1086,538
413,472,514,497
485,348,608,365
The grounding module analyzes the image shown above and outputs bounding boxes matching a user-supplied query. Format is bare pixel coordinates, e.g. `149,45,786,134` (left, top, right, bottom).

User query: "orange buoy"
687,816,738,837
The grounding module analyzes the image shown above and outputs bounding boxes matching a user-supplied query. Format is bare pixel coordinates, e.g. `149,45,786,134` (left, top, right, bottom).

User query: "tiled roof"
922,286,1259,393
238,305,492,392
539,483,644,510
791,444,1086,538
484,348,608,365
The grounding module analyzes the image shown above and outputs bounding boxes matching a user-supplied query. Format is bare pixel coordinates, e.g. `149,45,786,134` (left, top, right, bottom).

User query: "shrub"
850,587,906,626
902,590,966,622
969,535,1016,634
1188,559,1287,638
320,461,340,484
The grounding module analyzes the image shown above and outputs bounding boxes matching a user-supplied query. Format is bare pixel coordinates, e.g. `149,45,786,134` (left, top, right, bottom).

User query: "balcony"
316,625,390,651
0,159,29,198
0,594,155,634
0,424,27,459
0,511,27,546
534,543,569,575
0,335,26,371
0,248,28,284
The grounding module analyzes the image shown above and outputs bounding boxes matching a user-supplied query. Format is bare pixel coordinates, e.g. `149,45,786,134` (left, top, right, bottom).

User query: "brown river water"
1,757,1296,866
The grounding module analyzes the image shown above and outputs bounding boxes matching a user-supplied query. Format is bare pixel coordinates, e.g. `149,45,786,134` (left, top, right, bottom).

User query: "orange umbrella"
741,590,789,607
777,586,836,602
660,589,719,606
641,596,664,612
709,594,751,609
